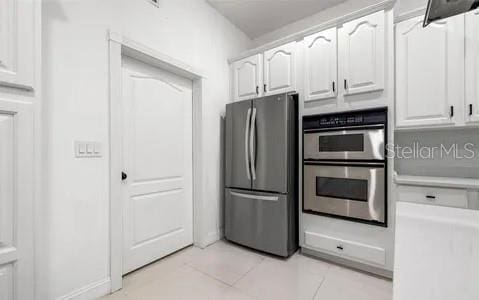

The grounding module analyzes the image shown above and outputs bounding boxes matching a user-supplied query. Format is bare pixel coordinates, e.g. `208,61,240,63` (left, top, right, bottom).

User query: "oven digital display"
318,134,364,152
316,177,368,202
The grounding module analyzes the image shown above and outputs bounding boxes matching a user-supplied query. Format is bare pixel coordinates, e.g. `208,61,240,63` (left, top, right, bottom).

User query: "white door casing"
0,0,35,90
395,15,464,128
233,54,262,102
340,10,385,95
121,57,193,274
0,100,34,300
263,42,296,96
466,10,479,123
304,27,338,102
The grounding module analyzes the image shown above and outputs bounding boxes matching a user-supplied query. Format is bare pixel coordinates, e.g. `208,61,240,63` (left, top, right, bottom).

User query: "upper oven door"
304,126,385,161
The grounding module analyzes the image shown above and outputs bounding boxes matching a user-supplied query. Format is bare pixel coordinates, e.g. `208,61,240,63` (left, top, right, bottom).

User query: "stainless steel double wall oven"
303,108,388,226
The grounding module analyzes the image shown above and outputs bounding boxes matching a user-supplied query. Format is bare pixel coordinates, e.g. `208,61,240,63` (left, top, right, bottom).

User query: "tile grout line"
311,263,334,300
231,256,266,287
184,262,240,287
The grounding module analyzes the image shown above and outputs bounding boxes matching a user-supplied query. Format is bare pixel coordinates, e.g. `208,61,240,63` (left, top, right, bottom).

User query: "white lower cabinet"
304,231,386,266
394,201,479,300
396,185,468,209
395,15,464,128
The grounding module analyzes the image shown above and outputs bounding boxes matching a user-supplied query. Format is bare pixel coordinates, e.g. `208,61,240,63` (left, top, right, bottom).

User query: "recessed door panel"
233,54,262,101
264,42,296,95
0,114,14,249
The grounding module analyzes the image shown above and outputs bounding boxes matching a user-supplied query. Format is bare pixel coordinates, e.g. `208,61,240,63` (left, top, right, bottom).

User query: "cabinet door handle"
263,84,267,93
344,79,348,90
470,104,473,116
450,106,454,118
256,86,259,95
332,81,336,93
337,245,344,251
426,195,436,200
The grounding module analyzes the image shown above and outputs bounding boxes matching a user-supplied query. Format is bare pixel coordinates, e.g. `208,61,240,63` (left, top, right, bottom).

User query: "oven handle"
303,161,385,168
303,124,384,133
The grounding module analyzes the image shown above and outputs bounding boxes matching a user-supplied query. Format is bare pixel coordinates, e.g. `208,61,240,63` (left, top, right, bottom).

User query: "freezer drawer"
224,188,296,257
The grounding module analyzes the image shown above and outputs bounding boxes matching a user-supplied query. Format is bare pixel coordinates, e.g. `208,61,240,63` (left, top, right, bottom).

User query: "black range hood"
424,0,479,27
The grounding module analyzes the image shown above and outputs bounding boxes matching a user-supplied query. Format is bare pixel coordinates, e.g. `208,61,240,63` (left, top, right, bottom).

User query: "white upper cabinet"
304,27,338,102
466,10,479,123
0,0,35,90
396,15,464,128
232,54,263,102
263,41,297,96
340,10,385,95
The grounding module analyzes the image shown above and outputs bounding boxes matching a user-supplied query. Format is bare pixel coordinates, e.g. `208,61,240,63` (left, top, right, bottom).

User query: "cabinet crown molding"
228,0,395,64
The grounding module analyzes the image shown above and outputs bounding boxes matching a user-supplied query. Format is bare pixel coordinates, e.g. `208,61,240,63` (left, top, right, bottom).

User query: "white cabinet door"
263,42,296,96
304,28,338,102
232,54,262,102
0,0,35,90
466,10,479,123
340,10,385,95
394,202,479,300
0,101,34,300
396,15,464,128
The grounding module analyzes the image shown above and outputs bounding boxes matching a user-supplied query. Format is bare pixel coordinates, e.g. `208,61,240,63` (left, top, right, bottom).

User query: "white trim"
57,278,111,300
394,7,427,24
227,0,395,63
394,174,479,189
108,31,205,293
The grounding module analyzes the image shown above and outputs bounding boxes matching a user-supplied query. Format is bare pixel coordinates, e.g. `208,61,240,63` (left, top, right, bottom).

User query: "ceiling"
207,0,346,39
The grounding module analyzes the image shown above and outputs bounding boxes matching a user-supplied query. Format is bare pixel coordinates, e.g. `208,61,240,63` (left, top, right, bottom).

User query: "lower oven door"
303,162,386,225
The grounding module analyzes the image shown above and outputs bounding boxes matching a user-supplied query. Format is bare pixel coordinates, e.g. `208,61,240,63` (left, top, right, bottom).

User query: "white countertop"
394,174,479,189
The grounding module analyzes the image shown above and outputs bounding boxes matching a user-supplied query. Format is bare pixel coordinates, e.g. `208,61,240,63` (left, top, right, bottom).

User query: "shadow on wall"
219,115,226,236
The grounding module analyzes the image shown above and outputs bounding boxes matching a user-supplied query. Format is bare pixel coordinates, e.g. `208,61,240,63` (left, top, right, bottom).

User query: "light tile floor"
102,240,392,300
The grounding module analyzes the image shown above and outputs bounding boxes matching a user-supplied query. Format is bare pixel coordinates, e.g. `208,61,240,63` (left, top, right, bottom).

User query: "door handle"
245,108,252,180
256,86,259,95
249,107,257,181
344,79,348,91
470,104,473,116
230,191,278,201
450,106,454,118
263,84,267,93
122,172,128,181
332,81,336,93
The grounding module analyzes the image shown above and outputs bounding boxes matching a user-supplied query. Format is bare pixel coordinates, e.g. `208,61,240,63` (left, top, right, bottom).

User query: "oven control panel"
303,107,387,130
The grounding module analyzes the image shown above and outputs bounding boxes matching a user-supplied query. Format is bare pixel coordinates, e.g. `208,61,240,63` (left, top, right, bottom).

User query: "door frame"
108,32,205,292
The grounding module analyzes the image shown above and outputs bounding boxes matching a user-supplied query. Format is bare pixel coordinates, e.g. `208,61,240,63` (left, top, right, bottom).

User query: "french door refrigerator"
225,93,298,257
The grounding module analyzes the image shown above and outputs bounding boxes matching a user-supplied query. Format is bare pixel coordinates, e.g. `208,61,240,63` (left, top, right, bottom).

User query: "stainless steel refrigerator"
224,93,298,257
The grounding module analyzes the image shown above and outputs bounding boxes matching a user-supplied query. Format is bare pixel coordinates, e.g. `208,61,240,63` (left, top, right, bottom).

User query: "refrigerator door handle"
249,107,257,180
230,191,278,201
244,108,252,180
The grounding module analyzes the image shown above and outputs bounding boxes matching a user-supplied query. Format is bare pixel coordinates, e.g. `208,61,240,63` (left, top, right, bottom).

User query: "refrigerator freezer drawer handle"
230,192,279,202
250,107,257,180
245,108,252,180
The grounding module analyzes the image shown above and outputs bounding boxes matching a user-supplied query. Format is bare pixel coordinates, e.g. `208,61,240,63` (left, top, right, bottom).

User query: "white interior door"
121,57,193,274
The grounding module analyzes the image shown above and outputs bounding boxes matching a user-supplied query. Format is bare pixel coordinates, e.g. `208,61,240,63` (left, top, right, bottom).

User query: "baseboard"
57,277,111,300
198,228,223,248
301,247,394,279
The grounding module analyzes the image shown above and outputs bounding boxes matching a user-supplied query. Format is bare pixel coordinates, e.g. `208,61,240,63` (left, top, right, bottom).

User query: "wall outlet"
75,141,102,158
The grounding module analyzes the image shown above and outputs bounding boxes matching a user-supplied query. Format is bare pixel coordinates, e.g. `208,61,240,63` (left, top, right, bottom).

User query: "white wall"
40,0,251,298
251,0,428,47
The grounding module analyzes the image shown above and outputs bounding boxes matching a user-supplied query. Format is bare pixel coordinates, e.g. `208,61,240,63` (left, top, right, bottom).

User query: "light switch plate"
75,141,102,158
